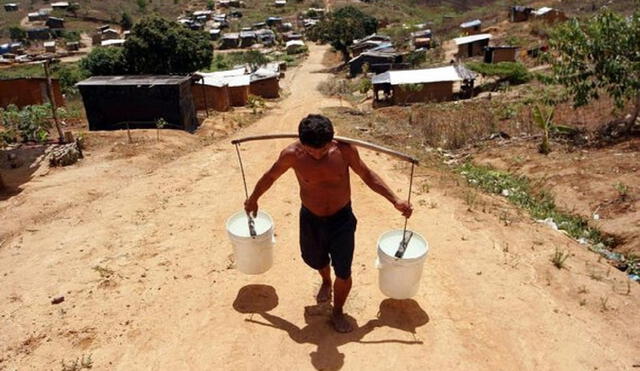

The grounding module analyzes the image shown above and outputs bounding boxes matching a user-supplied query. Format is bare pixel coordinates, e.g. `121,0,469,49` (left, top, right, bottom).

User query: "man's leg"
317,264,332,303
332,276,353,333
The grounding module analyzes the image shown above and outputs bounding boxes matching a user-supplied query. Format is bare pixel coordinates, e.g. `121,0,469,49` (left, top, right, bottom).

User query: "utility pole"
43,59,65,143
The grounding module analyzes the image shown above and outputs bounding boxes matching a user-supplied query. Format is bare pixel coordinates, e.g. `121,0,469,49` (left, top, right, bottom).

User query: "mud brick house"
460,19,482,35
484,46,518,63
76,76,198,132
372,65,475,104
0,78,64,108
454,33,492,58
44,41,56,53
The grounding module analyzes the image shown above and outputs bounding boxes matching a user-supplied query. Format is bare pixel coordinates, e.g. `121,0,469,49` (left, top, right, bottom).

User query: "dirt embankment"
1,43,639,370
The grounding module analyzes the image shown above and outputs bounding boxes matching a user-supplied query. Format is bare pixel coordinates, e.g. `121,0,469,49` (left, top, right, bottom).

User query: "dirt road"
2,43,639,370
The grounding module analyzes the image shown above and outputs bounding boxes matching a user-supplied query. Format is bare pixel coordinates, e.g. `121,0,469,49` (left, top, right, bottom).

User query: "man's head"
298,114,334,149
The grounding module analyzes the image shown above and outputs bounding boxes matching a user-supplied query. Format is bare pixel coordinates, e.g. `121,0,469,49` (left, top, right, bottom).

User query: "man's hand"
244,197,258,217
394,199,413,218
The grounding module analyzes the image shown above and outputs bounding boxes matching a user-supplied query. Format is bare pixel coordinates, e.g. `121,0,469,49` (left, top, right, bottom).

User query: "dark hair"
298,114,334,148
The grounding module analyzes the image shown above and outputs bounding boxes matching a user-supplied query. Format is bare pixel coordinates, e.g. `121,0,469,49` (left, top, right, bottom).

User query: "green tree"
124,16,213,74
80,47,128,75
548,8,640,133
309,6,378,61
207,0,215,10
120,12,133,30
67,2,80,17
9,26,26,42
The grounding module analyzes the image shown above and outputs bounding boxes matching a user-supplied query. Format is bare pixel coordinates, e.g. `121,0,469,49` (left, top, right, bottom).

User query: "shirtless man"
244,114,412,333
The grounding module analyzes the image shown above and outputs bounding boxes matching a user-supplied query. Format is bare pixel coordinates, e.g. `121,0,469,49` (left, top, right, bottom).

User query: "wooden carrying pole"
231,134,419,164
43,59,64,143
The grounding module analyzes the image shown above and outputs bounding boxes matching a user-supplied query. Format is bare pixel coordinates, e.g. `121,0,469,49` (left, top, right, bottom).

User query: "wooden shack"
372,66,471,104
454,33,492,59
510,6,533,22
484,46,518,63
46,17,65,29
250,69,279,99
0,78,64,108
220,33,239,49
76,76,198,132
4,3,18,11
533,7,567,23
192,81,231,112
460,19,482,35
348,51,404,77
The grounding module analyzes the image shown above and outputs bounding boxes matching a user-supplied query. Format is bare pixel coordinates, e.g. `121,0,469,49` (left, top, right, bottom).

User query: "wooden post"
201,77,210,118
43,59,65,143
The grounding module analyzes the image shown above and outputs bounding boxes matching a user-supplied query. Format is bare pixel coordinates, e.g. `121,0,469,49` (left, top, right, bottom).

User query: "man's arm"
244,146,295,216
340,143,413,218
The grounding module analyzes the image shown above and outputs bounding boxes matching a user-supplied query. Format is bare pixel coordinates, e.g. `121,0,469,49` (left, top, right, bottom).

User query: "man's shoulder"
280,141,303,159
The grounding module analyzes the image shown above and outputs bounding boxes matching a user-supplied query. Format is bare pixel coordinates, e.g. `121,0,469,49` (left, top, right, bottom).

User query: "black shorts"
299,202,357,279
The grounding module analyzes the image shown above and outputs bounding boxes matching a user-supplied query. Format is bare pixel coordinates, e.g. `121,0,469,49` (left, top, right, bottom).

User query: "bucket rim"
226,209,274,228
377,229,429,260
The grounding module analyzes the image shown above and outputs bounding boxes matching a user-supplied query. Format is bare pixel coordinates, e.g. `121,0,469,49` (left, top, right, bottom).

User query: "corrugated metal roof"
534,7,552,16
373,66,462,86
196,68,250,88
76,75,191,86
460,19,481,28
101,39,125,47
453,33,491,45
285,40,304,47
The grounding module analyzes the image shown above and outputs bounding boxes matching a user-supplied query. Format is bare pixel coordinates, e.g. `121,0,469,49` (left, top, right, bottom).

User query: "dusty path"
1,43,640,370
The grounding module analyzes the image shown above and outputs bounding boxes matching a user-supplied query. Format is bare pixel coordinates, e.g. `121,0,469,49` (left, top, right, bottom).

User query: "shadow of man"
234,285,429,370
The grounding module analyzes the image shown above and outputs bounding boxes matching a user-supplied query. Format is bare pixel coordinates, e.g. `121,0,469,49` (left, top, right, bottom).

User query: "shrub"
466,61,531,85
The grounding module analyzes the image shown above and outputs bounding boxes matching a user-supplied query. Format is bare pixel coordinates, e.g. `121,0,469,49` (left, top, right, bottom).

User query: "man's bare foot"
316,281,332,303
331,310,353,333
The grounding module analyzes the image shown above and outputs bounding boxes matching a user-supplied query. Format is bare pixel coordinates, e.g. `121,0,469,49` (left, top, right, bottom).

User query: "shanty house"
66,41,80,51
510,6,534,22
411,29,432,49
51,2,69,10
283,32,302,41
250,67,280,99
28,11,49,22
26,28,50,40
533,7,567,23
192,74,231,112
266,16,282,27
45,17,65,29
454,33,491,58
193,10,213,20
239,30,256,48
220,33,239,49
44,41,56,53
4,3,18,11
348,51,405,77
350,34,392,57
371,65,473,104
256,29,275,46
285,40,305,54
209,29,221,40
460,19,481,35
76,75,198,132
484,46,518,63
274,0,286,7
101,28,120,40
0,78,64,108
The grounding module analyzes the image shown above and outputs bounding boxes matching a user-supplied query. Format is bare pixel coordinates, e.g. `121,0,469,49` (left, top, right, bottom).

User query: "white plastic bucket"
226,210,275,275
376,229,429,299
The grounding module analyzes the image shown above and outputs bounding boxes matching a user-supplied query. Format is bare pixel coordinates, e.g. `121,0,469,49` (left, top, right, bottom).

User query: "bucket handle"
234,143,257,238
395,162,415,258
